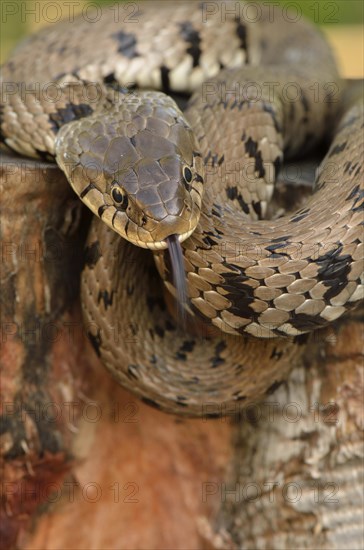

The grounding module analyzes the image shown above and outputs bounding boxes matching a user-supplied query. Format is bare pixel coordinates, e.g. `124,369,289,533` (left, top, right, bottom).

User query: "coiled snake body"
1,1,363,415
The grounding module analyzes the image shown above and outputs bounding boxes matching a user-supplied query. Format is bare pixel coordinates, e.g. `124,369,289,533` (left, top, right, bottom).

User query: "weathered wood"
0,151,89,547
0,152,234,549
201,311,364,549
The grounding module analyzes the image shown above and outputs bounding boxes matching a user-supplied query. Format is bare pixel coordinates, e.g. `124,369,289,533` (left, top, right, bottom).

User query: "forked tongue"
166,235,188,326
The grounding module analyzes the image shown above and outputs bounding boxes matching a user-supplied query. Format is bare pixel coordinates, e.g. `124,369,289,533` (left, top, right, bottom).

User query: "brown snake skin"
1,1,363,415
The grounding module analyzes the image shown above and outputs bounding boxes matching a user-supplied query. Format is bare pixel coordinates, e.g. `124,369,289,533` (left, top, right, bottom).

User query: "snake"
1,1,363,416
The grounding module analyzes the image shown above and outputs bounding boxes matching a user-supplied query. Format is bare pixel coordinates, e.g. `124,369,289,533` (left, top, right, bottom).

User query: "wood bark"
0,152,234,549
200,311,364,549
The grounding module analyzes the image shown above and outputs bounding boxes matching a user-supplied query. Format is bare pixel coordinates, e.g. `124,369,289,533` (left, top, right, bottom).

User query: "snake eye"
182,166,193,191
111,184,128,209
183,166,193,185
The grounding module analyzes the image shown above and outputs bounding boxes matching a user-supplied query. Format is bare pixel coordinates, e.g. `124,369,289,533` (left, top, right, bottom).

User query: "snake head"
55,92,204,250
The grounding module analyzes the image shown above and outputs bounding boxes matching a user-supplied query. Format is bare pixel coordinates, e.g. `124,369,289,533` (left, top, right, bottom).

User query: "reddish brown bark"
0,152,234,549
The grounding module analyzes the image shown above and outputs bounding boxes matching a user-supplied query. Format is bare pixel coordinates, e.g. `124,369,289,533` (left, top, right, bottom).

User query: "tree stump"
0,152,234,549
200,311,364,549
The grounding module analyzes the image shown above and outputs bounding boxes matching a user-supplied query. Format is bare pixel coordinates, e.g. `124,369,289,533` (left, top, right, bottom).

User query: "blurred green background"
1,0,363,75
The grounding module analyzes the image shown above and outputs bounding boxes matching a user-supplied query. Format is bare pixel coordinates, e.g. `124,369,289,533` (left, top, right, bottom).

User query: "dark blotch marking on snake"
347,183,360,199
265,242,288,252
235,18,248,61
179,21,202,67
49,103,93,133
262,103,282,133
266,380,284,394
83,241,101,268
347,184,364,212
80,183,96,199
314,246,352,300
204,229,222,242
244,137,265,178
291,213,308,223
112,30,140,58
252,201,262,218
211,341,227,368
294,333,310,345
269,347,284,361
211,202,223,217
208,153,225,168
204,151,212,165
226,186,250,214
344,163,359,177
203,235,217,247
34,148,54,162
104,72,118,85
338,114,360,132
291,207,310,223
273,156,282,177
127,364,140,380
272,235,292,243
141,397,162,410
97,289,114,310
221,266,256,322
160,65,171,93
88,329,102,357
352,191,364,212
209,153,220,168
175,396,188,407
180,340,196,353
176,340,196,361
204,411,224,419
289,313,325,332
103,72,132,94
98,204,108,218
328,141,347,157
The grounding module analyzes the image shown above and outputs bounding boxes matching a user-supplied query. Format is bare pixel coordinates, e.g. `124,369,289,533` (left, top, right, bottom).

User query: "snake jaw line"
143,227,195,251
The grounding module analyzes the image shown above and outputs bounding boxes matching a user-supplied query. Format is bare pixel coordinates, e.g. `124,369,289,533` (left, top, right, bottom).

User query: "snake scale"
1,1,363,416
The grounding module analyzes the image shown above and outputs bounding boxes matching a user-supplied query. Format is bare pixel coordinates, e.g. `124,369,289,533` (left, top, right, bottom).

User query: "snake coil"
1,1,363,415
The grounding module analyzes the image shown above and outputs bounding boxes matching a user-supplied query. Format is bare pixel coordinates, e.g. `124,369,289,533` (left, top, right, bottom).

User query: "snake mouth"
143,228,195,251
